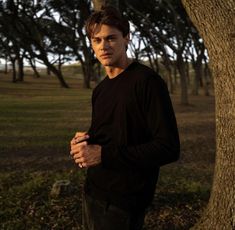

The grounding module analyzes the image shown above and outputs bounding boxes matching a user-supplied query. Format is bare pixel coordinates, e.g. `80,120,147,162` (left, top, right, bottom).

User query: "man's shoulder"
131,61,154,74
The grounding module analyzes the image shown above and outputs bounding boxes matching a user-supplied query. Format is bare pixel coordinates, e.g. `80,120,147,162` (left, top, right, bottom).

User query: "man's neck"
105,58,132,79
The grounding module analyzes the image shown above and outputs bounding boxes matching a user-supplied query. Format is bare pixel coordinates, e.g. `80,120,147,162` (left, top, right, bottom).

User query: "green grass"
0,73,90,229
0,74,92,152
0,72,215,229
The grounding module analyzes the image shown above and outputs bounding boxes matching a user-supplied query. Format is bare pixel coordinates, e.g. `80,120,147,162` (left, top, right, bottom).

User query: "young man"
70,6,180,230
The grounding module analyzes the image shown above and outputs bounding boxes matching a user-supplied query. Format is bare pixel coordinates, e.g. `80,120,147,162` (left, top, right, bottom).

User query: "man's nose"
100,39,109,50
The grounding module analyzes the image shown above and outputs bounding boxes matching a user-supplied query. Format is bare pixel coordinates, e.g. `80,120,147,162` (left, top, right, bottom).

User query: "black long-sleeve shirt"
85,62,180,211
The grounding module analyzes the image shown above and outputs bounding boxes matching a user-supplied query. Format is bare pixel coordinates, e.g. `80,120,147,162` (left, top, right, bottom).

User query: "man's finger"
75,135,89,144
75,132,87,138
71,138,77,145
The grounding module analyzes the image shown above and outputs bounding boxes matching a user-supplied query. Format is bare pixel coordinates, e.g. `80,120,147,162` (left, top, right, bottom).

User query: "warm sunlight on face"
91,24,129,68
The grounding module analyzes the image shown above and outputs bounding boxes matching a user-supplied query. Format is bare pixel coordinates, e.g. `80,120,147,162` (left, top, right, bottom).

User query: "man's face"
91,24,129,67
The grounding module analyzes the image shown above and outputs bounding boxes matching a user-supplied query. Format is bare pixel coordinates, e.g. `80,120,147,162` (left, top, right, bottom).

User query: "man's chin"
101,61,113,67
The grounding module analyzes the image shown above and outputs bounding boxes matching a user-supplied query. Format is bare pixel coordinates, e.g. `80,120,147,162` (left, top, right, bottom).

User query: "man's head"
85,6,130,68
85,6,130,40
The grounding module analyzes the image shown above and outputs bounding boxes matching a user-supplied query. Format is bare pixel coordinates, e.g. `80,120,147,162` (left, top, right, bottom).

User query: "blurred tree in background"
0,0,209,102
1,0,234,229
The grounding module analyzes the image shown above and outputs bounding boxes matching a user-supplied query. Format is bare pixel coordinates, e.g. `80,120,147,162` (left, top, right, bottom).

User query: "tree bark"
181,1,235,229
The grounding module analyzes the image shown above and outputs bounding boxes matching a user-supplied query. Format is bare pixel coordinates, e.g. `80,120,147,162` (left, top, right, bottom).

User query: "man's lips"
100,53,112,58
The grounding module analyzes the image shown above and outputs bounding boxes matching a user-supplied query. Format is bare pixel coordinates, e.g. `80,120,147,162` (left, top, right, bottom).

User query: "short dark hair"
85,6,130,39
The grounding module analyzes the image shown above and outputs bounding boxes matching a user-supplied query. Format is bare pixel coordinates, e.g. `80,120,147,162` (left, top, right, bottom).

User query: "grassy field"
0,72,215,229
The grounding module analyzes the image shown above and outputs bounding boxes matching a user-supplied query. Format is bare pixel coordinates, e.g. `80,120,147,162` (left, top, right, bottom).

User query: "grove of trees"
0,0,211,104
1,0,234,229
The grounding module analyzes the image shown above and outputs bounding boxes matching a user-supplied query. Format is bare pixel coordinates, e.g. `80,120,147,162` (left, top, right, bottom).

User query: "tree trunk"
83,66,91,89
11,59,17,83
173,60,178,86
29,58,41,78
176,54,189,105
81,61,96,89
162,58,174,93
192,61,203,96
203,63,210,96
4,55,8,74
47,67,51,76
166,67,174,94
185,56,190,86
58,55,63,72
45,61,69,88
50,66,69,88
17,56,24,82
181,1,235,229
42,56,68,88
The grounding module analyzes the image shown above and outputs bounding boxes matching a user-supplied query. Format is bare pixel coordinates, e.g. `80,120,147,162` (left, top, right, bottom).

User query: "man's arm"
100,76,180,170
70,76,180,170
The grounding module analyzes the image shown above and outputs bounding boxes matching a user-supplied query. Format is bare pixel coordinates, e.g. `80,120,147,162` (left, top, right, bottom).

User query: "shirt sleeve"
101,75,180,170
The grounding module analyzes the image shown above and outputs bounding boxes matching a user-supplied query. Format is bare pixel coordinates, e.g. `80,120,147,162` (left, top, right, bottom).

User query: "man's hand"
71,132,89,145
70,132,101,168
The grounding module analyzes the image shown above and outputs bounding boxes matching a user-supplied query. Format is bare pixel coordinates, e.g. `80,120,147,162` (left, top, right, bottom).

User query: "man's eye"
92,39,100,43
108,37,115,41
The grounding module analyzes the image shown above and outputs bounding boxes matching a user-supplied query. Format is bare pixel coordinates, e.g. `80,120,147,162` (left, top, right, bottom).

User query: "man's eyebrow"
107,34,118,37
91,34,118,39
91,36,100,40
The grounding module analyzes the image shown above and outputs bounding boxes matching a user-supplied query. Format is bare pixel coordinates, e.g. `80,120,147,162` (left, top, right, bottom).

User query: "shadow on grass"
144,191,210,230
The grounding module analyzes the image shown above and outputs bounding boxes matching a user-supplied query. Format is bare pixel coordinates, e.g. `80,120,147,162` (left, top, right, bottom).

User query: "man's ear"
124,33,130,44
124,34,130,51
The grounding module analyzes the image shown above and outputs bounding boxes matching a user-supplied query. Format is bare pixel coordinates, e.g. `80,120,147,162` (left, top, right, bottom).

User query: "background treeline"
0,0,211,104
